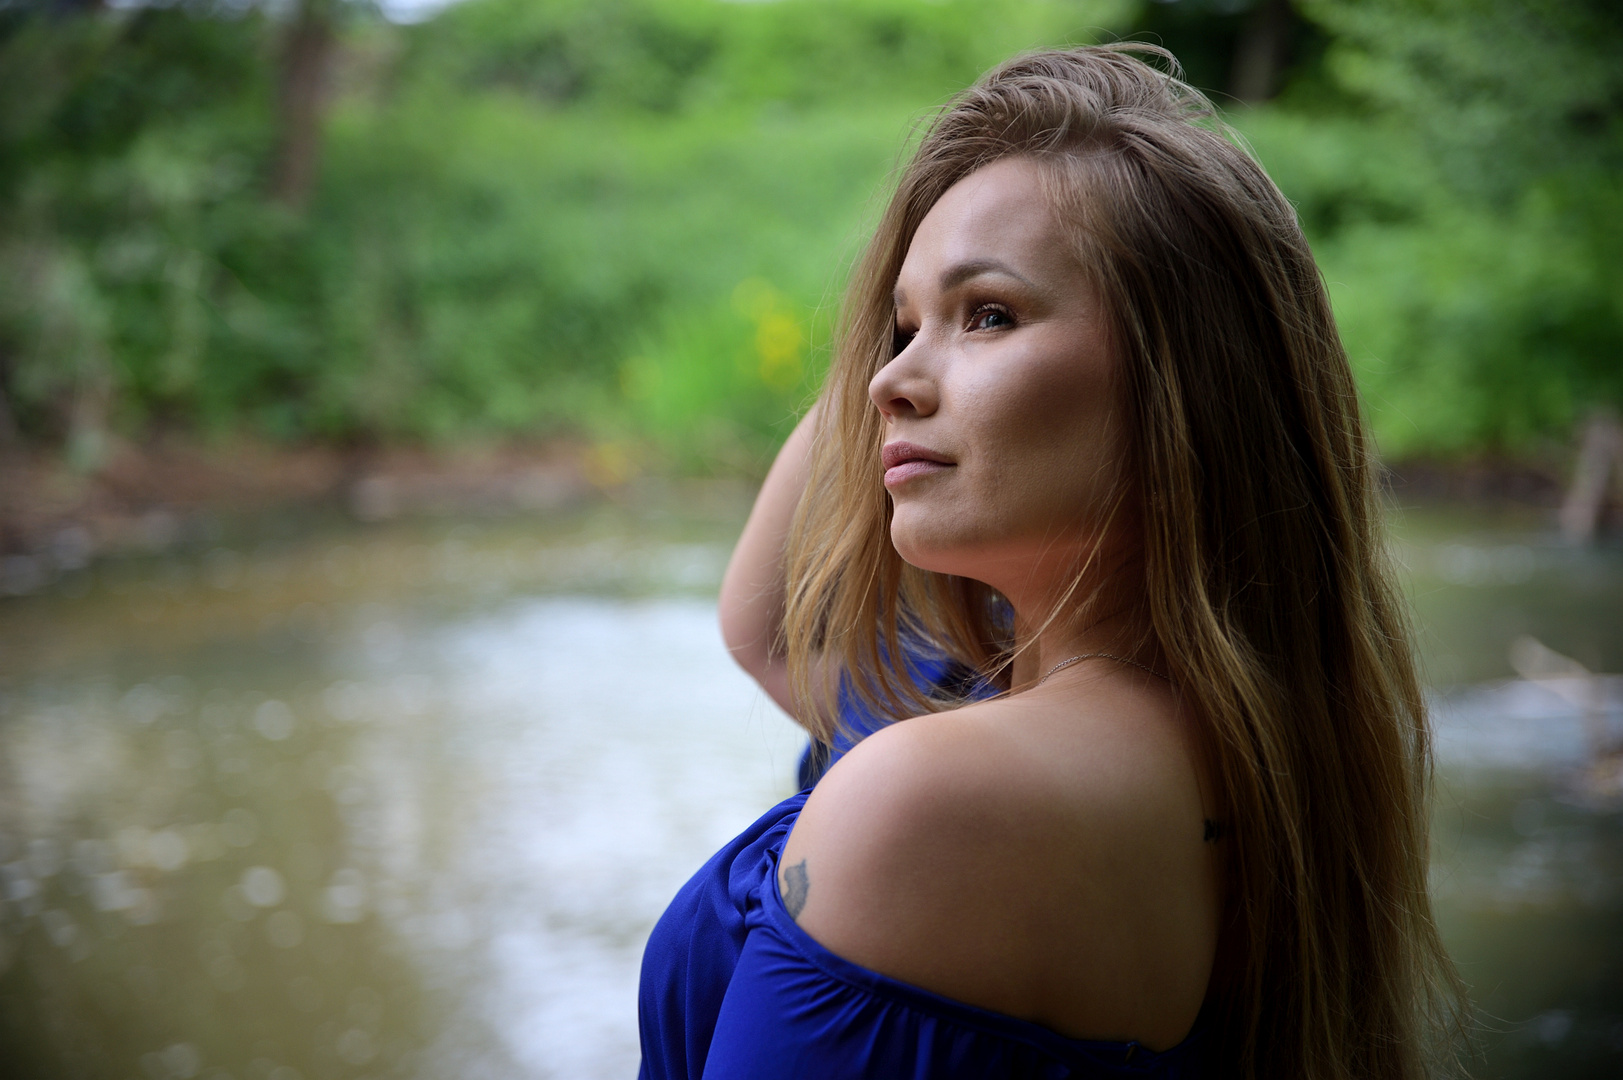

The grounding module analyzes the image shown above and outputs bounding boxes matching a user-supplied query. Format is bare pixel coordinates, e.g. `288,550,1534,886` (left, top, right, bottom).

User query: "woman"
641,45,1462,1079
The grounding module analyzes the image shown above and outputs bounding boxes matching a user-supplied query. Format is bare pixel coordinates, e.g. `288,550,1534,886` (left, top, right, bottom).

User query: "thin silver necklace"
1037,651,1167,685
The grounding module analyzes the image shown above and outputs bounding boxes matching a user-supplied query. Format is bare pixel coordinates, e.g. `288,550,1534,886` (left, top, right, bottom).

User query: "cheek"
969,362,1123,508
1003,378,1123,502
888,389,1123,572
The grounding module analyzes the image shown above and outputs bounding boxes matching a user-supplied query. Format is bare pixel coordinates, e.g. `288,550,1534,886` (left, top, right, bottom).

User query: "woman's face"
871,155,1130,595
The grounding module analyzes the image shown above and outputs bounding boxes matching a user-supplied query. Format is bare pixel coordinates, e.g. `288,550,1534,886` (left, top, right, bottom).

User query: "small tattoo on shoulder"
781,859,809,919
1203,818,1225,842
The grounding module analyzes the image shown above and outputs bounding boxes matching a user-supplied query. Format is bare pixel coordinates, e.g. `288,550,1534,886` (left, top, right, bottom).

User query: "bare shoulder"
779,678,1220,1048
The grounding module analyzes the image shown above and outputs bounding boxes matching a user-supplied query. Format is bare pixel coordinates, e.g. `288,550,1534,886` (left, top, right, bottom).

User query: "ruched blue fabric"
637,790,1209,1079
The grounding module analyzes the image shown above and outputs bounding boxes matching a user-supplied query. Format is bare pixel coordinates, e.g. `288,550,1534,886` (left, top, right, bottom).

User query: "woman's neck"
1003,551,1158,690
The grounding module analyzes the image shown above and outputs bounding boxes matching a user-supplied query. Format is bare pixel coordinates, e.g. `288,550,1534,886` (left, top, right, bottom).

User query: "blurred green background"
2,0,1619,477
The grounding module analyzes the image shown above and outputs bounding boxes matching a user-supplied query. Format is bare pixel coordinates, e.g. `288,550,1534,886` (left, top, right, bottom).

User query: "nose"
868,339,938,421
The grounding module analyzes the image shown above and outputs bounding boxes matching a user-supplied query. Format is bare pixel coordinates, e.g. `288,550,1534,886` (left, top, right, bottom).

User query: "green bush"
1250,0,1623,458
0,0,1129,470
1,0,1618,472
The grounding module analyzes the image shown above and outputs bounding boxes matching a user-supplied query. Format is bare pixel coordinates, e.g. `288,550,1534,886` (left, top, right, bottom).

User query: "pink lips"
882,441,953,489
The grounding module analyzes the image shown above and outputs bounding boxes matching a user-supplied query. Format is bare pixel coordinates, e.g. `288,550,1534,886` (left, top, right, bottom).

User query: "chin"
887,512,986,578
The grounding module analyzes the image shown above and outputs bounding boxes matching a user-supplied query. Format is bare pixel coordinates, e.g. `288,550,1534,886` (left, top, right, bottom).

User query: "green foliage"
411,0,1125,111
304,92,897,448
0,0,1127,470
1276,0,1623,456
0,0,1617,471
1305,0,1623,201
0,4,277,462
1323,180,1623,456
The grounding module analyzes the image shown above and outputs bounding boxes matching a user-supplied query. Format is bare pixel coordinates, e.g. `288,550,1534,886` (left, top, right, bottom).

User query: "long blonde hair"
783,44,1463,1080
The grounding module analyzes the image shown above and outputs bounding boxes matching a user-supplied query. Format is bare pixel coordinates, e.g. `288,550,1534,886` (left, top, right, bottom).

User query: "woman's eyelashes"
967,302,1015,331
891,301,1014,354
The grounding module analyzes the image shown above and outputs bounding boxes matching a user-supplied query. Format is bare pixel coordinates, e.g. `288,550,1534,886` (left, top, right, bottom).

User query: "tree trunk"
0,351,20,450
270,0,338,210
1559,410,1623,544
65,363,112,473
1229,0,1294,104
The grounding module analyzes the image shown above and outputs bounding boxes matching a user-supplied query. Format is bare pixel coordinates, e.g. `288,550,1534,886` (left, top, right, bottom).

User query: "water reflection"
0,506,797,1079
332,598,801,1078
0,503,1619,1078
0,670,428,1080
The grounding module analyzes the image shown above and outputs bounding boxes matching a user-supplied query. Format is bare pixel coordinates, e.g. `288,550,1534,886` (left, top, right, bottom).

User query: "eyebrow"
893,258,1038,309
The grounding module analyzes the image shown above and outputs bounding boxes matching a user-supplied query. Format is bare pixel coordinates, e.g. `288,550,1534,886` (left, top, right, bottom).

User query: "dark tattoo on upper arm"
781,859,809,920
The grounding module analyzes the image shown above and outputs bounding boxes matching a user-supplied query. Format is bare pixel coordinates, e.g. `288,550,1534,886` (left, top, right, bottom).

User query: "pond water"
0,493,1618,1080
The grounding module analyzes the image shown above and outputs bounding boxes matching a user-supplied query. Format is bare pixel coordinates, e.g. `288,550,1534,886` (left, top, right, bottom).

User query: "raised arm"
719,403,820,717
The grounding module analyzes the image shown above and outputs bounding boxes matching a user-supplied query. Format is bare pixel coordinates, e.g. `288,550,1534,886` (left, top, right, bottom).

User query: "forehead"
898,156,1074,290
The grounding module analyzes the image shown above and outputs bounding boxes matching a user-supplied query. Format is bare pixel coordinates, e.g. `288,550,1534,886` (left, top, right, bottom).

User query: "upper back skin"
779,665,1222,1052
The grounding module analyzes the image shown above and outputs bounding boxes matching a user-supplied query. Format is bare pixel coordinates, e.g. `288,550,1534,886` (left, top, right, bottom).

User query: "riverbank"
0,439,614,594
0,436,1587,599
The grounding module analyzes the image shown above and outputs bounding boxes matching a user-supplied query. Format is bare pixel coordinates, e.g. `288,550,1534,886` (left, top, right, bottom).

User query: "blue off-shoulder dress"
637,657,1209,1079
637,789,1208,1079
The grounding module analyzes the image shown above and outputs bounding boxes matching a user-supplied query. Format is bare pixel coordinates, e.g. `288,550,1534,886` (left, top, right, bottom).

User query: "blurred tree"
1127,0,1325,102
0,0,1614,467
0,2,278,461
1308,0,1622,199
271,0,341,209
1292,0,1623,456
1229,0,1294,101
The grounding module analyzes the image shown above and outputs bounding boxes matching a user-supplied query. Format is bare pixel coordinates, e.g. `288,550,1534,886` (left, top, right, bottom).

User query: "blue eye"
969,305,1013,331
